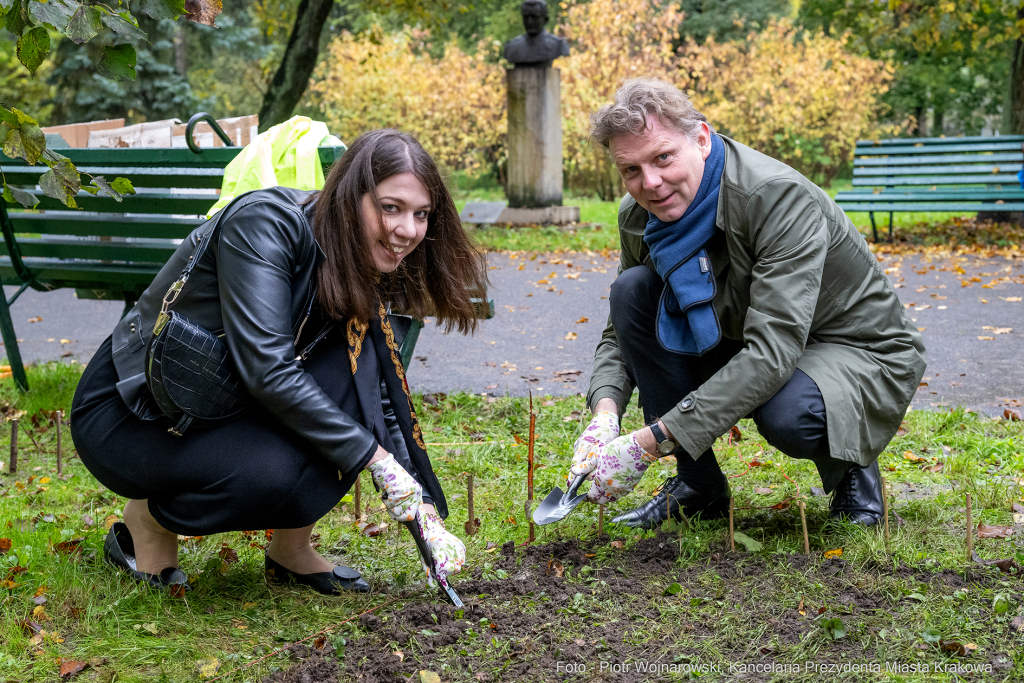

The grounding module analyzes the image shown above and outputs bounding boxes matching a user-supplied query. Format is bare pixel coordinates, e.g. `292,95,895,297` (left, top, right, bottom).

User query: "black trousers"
70,330,379,536
609,266,852,493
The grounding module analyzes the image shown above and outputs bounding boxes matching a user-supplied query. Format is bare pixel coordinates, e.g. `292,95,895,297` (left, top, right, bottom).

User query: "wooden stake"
799,501,809,554
966,492,973,563
354,474,362,522
728,496,735,552
527,392,536,544
465,474,477,536
881,476,890,551
8,419,17,475
56,411,63,477
598,505,604,537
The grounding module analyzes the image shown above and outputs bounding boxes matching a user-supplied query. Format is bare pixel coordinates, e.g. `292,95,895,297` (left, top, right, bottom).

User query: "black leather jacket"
111,187,414,486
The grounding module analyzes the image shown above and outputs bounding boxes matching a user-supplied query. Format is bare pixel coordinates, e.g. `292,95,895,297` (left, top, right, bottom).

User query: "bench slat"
853,164,1022,176
851,175,1021,187
853,141,1022,156
0,257,161,289
0,237,179,263
1,165,226,189
837,202,1024,212
7,212,203,238
856,134,1024,147
854,152,1022,167
836,190,1024,201
27,190,218,215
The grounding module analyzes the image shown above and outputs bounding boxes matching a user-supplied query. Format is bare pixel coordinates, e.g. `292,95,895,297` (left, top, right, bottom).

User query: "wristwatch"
648,420,677,456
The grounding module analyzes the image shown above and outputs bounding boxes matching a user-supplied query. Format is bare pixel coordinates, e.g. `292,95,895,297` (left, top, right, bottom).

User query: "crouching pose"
71,129,486,593
570,79,926,528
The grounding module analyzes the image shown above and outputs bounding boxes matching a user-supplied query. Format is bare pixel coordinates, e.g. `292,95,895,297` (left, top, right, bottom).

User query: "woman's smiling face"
361,172,431,273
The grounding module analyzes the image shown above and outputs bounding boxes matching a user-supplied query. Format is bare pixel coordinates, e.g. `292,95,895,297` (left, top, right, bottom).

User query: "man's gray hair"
590,78,716,148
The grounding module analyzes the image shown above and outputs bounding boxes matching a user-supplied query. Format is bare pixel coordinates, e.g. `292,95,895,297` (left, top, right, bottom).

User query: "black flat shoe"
103,522,190,590
264,554,370,595
610,474,732,530
828,460,884,526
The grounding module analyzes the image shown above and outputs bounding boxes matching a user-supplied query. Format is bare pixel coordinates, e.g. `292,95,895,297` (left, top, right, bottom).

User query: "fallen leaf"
923,462,943,473
1006,409,1023,421
32,605,47,621
754,487,773,495
169,584,187,599
771,501,791,510
484,384,497,390
59,660,87,678
27,316,42,323
575,316,588,323
978,336,995,340
419,671,441,683
610,540,624,549
811,487,826,497
663,582,683,595
1012,615,1024,633
54,539,84,555
196,657,221,679
394,650,404,661
982,326,1012,334
564,332,577,340
80,515,93,528
999,296,1022,302
103,515,119,530
0,538,10,554
218,545,239,564
823,548,843,559
732,531,762,552
976,523,1013,539
360,523,385,537
141,622,159,635
728,425,743,441
546,559,564,577
903,451,924,463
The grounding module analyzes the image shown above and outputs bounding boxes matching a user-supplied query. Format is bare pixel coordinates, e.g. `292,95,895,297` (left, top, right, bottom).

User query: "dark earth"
263,532,1021,683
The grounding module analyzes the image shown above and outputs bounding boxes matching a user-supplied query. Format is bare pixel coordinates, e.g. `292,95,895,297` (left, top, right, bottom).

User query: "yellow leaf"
196,657,221,680
903,451,924,462
823,548,843,559
420,671,441,683
564,332,578,340
38,477,50,484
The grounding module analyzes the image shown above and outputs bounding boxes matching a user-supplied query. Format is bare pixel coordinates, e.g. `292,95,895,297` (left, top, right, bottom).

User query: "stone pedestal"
506,66,563,208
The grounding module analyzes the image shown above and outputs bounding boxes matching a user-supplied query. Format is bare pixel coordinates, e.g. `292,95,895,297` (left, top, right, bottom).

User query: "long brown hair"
310,129,488,334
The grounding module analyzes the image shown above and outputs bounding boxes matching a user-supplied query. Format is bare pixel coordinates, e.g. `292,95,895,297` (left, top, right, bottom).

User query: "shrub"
681,20,901,186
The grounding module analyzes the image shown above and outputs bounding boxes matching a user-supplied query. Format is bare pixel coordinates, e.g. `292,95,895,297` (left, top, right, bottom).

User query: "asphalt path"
4,249,1022,416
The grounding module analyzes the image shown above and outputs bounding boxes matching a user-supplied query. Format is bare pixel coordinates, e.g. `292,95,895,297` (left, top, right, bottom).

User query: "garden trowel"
404,518,464,607
533,474,587,525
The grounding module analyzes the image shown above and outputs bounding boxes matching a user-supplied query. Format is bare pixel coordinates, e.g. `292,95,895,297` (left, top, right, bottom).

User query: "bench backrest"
0,146,345,298
852,134,1024,189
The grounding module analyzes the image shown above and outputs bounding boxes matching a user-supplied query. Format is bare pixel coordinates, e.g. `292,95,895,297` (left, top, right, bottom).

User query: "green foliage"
678,0,791,44
798,0,1023,134
14,24,47,72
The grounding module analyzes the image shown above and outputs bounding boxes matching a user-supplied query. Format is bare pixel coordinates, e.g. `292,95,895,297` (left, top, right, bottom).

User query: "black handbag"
145,222,337,437
145,224,248,436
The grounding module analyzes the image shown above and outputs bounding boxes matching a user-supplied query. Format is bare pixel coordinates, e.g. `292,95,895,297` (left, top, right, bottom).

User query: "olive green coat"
587,136,927,467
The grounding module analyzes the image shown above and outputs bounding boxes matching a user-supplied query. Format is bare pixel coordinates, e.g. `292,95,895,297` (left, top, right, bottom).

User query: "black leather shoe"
828,460,884,526
265,554,370,595
103,522,190,590
610,474,732,530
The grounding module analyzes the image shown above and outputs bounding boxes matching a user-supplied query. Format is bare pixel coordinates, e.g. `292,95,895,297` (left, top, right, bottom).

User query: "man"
570,78,926,529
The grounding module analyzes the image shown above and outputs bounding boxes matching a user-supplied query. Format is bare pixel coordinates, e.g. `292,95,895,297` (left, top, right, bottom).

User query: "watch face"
657,439,676,456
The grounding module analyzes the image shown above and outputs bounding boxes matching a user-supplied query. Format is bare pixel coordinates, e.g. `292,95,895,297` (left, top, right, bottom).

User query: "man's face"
522,3,547,36
610,115,711,222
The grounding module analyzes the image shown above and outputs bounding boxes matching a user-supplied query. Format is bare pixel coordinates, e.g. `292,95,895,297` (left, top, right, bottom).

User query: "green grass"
1,364,1022,681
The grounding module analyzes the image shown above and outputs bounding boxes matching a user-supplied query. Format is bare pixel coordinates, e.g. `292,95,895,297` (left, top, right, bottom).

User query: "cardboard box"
41,118,125,148
87,119,181,148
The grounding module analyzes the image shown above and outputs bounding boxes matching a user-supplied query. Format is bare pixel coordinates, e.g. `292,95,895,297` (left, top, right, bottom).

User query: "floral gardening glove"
568,411,620,487
368,453,423,521
415,507,466,588
586,432,658,504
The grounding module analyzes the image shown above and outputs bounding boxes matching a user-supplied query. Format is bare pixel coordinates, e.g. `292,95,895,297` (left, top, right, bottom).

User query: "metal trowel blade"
533,474,587,525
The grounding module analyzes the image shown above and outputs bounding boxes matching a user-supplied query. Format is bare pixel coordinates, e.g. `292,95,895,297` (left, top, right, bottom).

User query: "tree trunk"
174,23,187,75
913,105,926,137
1011,8,1024,134
258,0,335,132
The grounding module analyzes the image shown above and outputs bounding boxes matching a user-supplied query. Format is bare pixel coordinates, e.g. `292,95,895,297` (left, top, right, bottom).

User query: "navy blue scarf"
643,133,725,356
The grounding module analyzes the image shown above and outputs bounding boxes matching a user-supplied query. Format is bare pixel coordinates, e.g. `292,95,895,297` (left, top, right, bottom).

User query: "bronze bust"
503,0,570,67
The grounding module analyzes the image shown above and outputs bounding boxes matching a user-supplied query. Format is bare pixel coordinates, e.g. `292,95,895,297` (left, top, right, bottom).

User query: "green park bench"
0,117,493,390
835,134,1024,242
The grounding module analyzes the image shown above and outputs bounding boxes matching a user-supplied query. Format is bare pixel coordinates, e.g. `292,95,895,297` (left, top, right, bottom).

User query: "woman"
70,129,488,595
